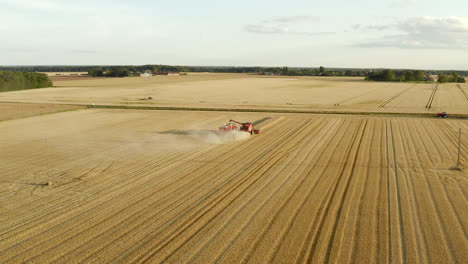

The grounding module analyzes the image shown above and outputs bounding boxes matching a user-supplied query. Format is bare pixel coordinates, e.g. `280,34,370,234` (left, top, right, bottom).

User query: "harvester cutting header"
219,120,260,135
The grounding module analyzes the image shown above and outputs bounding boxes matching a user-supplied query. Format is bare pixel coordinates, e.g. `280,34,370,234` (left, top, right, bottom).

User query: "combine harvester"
437,112,448,118
219,120,260,135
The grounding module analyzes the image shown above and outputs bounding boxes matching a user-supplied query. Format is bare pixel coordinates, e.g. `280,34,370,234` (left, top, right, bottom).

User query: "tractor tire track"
296,119,366,263
118,119,314,263
402,120,458,263
425,83,438,109
388,120,407,263
2,110,467,263
162,118,337,263
379,84,415,108
5,119,297,263
69,118,320,264
456,84,468,102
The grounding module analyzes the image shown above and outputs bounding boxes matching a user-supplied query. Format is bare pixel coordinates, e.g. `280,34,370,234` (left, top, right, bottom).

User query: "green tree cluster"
438,72,466,83
88,67,132,77
88,68,104,77
366,69,428,82
0,71,52,92
255,66,367,77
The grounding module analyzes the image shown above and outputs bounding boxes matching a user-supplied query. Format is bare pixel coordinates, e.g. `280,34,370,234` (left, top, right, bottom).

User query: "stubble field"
1,74,468,114
0,102,83,122
0,74,468,115
0,109,466,263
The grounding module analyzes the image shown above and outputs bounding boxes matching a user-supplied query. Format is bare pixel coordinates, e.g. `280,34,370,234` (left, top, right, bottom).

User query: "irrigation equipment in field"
142,70,153,100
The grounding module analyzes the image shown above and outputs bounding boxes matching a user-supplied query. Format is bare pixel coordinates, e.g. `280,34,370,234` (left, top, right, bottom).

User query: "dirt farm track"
0,74,467,263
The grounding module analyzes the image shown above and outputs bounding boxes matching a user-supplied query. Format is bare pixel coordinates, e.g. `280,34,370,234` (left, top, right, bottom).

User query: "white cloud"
0,0,65,12
265,15,320,24
391,0,418,8
366,25,392,31
244,24,333,36
351,24,391,31
354,16,468,49
244,24,289,34
244,15,329,36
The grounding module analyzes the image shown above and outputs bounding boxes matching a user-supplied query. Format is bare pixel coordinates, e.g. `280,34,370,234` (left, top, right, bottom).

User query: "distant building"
153,71,179,75
424,75,436,81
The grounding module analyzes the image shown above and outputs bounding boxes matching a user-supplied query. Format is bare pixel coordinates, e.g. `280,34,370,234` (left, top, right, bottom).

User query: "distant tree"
104,67,130,77
382,69,396,81
152,65,161,73
302,69,313,76
401,71,414,81
450,72,458,82
366,69,431,82
438,72,465,83
414,70,425,81
116,67,130,77
355,71,364,76
0,71,52,92
438,73,448,83
88,68,104,77
319,66,325,73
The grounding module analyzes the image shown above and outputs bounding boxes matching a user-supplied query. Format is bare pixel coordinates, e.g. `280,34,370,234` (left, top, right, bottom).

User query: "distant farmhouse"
153,71,179,76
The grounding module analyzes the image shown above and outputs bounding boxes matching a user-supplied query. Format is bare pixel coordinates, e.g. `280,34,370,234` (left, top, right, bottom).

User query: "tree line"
88,67,134,77
256,66,367,77
366,69,426,82
0,65,466,81
86,65,369,78
366,69,465,83
0,71,52,92
88,65,263,77
437,72,466,83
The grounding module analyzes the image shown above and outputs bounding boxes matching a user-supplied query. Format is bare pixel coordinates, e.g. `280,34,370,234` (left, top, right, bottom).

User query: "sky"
1,0,468,70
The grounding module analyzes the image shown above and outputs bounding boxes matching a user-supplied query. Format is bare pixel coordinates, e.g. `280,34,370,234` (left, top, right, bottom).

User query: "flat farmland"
0,102,83,122
431,83,468,113
2,74,468,114
0,109,466,263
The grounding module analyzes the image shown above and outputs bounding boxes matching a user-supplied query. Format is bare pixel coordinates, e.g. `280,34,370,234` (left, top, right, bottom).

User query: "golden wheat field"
1,74,468,114
0,103,83,122
0,108,467,263
0,74,467,263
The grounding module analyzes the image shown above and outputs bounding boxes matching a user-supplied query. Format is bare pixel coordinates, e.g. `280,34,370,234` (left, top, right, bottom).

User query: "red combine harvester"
437,112,448,118
219,120,260,135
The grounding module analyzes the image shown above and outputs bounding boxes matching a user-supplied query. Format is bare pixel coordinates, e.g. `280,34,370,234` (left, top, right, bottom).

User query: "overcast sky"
1,0,468,69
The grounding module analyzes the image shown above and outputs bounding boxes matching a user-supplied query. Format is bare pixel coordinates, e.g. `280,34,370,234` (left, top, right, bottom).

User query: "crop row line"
56,118,298,263
126,119,314,263
182,119,336,263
